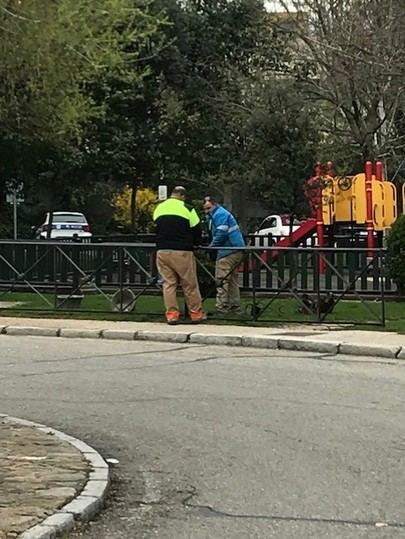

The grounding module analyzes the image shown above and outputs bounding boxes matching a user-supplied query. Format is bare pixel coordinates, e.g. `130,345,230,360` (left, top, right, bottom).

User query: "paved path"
1,335,405,538
0,414,109,539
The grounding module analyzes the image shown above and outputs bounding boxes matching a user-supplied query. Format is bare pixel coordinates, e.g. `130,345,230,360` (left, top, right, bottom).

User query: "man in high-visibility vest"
153,186,204,325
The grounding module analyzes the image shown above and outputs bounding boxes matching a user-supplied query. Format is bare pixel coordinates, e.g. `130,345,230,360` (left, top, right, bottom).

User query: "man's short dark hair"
203,195,218,204
172,186,187,197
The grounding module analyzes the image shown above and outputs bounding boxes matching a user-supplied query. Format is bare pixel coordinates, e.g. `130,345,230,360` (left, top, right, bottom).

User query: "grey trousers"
215,252,243,309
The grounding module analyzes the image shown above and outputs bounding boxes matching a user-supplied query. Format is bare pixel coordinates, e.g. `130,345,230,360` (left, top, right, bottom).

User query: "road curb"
278,338,340,354
3,326,59,337
136,330,189,343
189,333,243,346
101,329,137,340
59,328,102,339
338,343,401,359
1,415,110,539
1,324,403,360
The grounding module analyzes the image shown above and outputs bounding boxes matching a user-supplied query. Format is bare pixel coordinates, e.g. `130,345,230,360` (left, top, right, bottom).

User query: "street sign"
158,185,168,201
5,181,24,239
6,192,24,205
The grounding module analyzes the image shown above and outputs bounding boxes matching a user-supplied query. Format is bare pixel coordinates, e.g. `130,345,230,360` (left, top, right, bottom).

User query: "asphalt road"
1,335,405,538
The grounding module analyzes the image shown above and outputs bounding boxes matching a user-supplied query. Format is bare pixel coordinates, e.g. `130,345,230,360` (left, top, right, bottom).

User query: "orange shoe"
190,309,205,323
166,309,180,325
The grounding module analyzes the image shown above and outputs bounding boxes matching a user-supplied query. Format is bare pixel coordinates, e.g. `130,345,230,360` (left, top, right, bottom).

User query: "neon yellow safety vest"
153,198,201,251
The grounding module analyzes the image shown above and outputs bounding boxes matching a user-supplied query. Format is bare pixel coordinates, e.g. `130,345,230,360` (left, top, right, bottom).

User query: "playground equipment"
253,215,316,264
271,218,317,249
250,159,401,271
304,160,400,253
254,214,316,248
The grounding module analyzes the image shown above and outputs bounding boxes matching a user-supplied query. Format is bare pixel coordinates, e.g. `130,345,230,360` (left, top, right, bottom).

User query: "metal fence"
0,240,389,325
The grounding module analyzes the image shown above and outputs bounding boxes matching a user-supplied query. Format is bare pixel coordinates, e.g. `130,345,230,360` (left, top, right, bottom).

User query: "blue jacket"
208,205,245,260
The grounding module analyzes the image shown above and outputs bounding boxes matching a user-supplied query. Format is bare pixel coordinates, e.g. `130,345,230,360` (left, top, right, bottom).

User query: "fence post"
53,245,58,309
301,251,308,290
348,250,356,291
277,250,285,285
324,250,332,291
252,252,258,321
287,248,297,290
72,244,80,291
243,252,250,288
118,246,124,313
372,252,379,291
95,243,103,287
252,249,261,290
380,251,386,325
314,249,321,321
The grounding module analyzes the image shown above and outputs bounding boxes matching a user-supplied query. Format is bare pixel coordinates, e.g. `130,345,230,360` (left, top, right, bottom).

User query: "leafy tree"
0,0,165,231
0,0,323,237
147,0,317,220
65,0,289,229
0,0,162,140
224,76,320,217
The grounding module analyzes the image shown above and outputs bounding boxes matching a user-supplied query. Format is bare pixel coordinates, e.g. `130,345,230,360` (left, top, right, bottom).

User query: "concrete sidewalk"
0,415,109,539
0,315,403,359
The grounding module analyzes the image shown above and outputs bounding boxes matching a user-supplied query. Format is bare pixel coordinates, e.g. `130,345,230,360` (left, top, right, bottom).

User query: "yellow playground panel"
333,176,355,223
320,175,335,226
322,173,398,231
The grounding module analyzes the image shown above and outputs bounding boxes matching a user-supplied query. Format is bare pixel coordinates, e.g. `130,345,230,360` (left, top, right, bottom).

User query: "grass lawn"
0,290,402,331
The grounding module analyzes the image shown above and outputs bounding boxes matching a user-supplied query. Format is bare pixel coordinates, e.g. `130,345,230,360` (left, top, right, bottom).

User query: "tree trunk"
130,180,137,232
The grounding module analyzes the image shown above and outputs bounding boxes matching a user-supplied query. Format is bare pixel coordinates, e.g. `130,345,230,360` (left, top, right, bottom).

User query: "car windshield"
280,215,301,226
52,214,86,223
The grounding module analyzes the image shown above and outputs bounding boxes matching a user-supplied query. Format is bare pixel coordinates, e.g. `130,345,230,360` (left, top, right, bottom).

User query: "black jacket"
153,198,202,251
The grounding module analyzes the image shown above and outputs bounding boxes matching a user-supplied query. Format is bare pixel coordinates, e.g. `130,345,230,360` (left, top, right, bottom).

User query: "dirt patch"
0,302,25,309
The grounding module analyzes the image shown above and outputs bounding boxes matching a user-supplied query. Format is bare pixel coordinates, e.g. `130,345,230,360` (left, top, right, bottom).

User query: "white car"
253,214,317,247
37,212,92,240
256,214,300,238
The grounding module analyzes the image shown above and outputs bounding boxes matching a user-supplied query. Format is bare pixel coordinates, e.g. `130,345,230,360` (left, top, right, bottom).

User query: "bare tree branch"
276,0,405,161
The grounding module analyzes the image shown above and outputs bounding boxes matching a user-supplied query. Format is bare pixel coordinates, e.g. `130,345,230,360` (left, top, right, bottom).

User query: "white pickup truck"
253,214,317,247
254,214,300,242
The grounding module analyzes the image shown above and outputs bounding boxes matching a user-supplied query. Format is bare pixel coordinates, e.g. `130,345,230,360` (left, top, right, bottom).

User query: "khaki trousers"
215,251,243,309
157,250,202,313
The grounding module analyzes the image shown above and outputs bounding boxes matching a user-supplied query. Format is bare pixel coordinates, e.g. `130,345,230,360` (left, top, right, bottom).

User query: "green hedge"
387,214,405,295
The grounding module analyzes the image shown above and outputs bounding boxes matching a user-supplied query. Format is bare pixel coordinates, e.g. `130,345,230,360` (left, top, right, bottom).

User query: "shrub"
113,186,158,232
386,214,405,294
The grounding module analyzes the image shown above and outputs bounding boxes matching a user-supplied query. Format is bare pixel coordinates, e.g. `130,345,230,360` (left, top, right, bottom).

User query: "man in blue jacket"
203,196,246,313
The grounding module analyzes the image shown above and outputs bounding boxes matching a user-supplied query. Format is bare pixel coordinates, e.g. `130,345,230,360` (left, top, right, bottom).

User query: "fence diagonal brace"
56,247,111,300
321,253,383,323
0,247,53,298
252,250,319,320
0,254,53,307
122,248,161,290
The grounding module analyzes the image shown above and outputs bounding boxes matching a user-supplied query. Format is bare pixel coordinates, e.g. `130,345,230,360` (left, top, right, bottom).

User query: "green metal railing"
0,241,389,325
